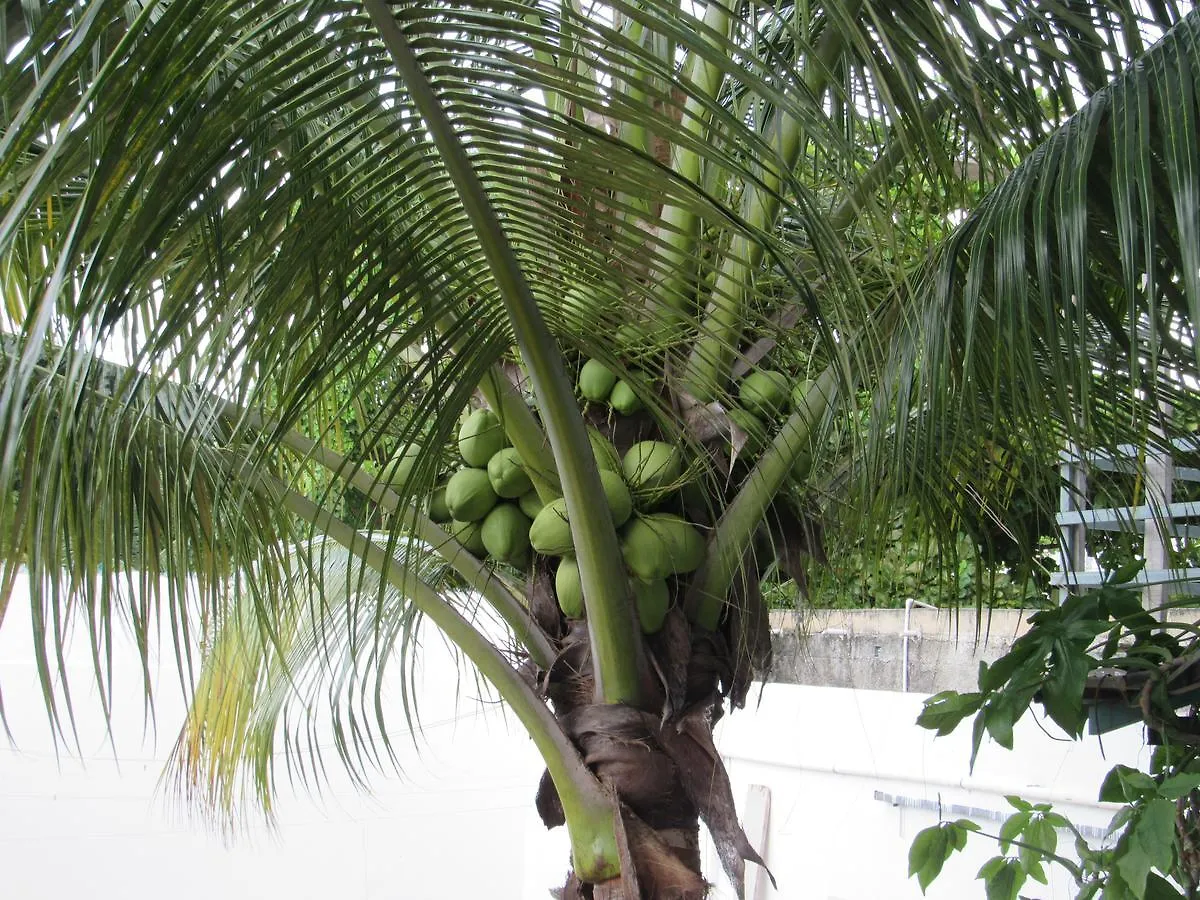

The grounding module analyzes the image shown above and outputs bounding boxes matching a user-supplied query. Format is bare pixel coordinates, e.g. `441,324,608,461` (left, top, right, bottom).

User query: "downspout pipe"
901,599,938,692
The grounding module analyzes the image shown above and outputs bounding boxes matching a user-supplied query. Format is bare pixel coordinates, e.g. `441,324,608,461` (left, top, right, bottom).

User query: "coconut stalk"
475,368,562,503
680,7,860,401
688,368,839,629
690,293,900,627
652,0,734,316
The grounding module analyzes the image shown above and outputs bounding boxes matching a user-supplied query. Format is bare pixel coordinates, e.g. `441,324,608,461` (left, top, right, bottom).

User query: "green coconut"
427,486,451,523
599,469,634,527
517,490,545,520
633,579,670,634
382,442,422,489
587,428,622,473
448,518,487,556
480,503,533,564
487,447,532,499
555,557,585,618
561,286,608,331
444,467,499,522
578,359,618,403
609,380,643,415
791,379,815,410
648,513,706,574
622,441,683,493
727,407,768,458
616,322,651,356
620,517,674,581
739,369,791,419
459,408,508,467
529,498,573,556
621,514,705,578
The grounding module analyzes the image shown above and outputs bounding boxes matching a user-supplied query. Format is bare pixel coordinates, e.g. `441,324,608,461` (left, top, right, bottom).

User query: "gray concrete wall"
767,607,1033,694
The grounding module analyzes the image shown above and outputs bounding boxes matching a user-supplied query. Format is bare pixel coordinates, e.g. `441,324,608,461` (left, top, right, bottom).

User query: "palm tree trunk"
532,605,771,899
510,404,779,899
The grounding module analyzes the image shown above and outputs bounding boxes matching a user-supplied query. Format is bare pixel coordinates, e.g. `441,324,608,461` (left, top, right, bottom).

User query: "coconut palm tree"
2,1,1199,896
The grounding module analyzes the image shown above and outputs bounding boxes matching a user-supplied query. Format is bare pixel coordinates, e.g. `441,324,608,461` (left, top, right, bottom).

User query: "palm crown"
2,1,1199,895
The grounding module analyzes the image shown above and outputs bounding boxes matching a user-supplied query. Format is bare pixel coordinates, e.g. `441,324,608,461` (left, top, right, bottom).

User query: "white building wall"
0,581,1147,899
706,685,1146,900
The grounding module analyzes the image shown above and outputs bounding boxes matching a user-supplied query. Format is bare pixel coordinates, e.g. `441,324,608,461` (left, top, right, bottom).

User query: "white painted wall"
0,582,571,900
707,685,1146,900
0,577,1147,899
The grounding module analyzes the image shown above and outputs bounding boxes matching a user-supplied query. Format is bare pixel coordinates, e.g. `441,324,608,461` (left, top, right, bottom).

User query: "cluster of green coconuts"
384,358,809,634
580,355,812,475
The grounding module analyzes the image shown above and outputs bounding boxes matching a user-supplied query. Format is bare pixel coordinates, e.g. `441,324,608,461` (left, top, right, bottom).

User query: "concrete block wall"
769,608,1031,693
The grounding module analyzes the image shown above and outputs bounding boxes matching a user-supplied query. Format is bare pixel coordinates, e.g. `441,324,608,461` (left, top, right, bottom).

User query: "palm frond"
0,339,295,739
167,533,491,825
887,11,1200,576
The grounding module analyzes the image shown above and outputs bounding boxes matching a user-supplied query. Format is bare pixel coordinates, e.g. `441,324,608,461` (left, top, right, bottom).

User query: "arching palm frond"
0,340,299,739
883,11,1200,577
168,535,492,825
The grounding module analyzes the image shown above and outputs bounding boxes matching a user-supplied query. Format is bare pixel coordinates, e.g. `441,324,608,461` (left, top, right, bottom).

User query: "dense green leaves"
917,577,1170,773
913,570,1200,899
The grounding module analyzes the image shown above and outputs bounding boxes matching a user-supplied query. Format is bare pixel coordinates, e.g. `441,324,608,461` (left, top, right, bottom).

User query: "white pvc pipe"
901,598,939,692
721,746,1119,811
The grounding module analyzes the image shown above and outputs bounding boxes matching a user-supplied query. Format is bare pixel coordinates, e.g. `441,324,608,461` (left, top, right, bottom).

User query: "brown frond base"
537,606,774,899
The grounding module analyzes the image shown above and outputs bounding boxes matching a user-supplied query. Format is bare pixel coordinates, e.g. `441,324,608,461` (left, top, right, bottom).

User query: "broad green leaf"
1108,807,1136,836
970,713,988,770
1115,841,1153,900
917,691,983,736
1156,774,1200,800
1026,860,1048,885
909,825,942,877
1144,873,1187,899
1041,640,1093,736
949,819,980,850
978,857,1008,880
1132,799,1178,875
1101,766,1159,804
1110,561,1147,586
999,811,1032,854
913,826,950,891
982,858,1025,900
1103,588,1152,624
984,698,1017,749
979,646,1037,692
1027,816,1059,861
1042,810,1071,829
